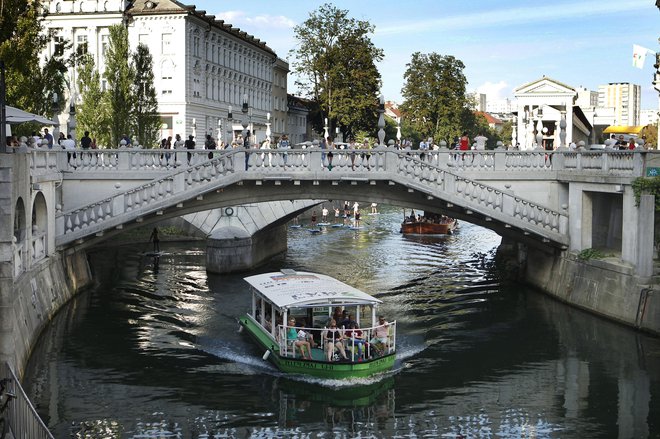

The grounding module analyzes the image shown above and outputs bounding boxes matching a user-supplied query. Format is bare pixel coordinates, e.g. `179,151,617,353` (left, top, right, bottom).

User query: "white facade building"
40,0,285,147
574,86,599,110
486,98,515,114
640,109,659,126
597,83,641,126
514,76,592,149
471,93,487,112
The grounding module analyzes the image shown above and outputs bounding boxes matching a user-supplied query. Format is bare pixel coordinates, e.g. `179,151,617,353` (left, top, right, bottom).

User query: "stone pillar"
565,101,573,144
206,224,287,273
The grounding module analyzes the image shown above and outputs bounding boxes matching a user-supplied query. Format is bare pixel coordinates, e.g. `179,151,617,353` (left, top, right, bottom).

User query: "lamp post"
67,95,77,141
51,92,59,143
241,94,249,148
228,105,234,143
0,60,7,153
217,119,222,146
377,94,385,146
191,118,196,141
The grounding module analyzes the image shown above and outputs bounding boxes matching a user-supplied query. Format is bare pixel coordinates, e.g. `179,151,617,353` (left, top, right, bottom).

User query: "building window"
101,34,109,57
193,36,200,58
161,33,172,55
54,34,65,56
76,34,88,56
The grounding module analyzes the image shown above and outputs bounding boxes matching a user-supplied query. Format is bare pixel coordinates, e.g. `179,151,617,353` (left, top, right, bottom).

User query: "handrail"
1,362,55,439
278,321,397,360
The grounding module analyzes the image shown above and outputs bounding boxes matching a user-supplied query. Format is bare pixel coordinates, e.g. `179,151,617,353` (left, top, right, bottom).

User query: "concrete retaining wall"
524,244,659,336
0,250,92,376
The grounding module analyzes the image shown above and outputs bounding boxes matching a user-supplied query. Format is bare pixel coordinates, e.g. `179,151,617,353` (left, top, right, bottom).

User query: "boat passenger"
369,316,390,356
287,318,312,359
345,322,366,361
322,319,349,362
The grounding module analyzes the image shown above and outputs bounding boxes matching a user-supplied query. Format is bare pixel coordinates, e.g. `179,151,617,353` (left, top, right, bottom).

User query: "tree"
76,54,111,147
0,0,67,134
400,52,472,144
290,3,383,141
104,24,134,147
131,43,160,148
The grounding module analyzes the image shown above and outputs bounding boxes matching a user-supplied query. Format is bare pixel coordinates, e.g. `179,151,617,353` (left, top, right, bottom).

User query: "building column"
565,100,574,144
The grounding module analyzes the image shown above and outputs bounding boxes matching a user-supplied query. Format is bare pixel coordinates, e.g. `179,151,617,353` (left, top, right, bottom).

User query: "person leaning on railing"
369,316,390,356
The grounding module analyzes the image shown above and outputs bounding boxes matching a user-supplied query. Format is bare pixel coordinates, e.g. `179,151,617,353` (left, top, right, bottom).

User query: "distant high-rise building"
486,98,514,114
597,83,641,126
471,93,487,112
640,109,659,126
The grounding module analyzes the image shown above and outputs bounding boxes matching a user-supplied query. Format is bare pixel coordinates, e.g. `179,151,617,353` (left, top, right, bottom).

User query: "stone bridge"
3,146,659,374
23,147,654,265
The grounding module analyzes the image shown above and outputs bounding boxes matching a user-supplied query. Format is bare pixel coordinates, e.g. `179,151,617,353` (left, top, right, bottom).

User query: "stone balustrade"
51,147,600,247
27,147,650,178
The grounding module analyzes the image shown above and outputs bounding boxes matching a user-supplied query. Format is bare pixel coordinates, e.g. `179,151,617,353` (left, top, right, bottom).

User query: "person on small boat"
311,211,317,227
322,319,349,362
369,316,390,356
346,321,366,361
287,318,312,359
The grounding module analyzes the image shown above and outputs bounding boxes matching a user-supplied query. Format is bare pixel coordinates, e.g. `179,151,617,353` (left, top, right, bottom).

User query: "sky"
193,0,660,110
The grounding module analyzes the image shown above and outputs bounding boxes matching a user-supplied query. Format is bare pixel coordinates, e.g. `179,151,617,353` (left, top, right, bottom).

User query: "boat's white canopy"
244,270,381,310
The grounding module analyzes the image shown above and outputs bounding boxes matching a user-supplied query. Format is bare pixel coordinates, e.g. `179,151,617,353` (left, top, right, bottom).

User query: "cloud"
475,81,510,101
216,10,296,30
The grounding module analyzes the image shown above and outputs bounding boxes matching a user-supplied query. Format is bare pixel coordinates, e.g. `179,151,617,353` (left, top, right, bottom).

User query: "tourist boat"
400,210,457,235
238,269,397,379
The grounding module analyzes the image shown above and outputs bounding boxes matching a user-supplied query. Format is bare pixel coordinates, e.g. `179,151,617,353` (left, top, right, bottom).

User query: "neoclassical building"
41,0,285,146
514,76,592,150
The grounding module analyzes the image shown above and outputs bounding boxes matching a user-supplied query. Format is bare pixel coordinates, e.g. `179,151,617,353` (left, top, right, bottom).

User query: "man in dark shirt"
184,135,195,164
80,131,92,149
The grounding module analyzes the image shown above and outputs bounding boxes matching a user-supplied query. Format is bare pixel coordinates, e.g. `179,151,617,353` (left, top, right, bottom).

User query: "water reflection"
21,208,660,438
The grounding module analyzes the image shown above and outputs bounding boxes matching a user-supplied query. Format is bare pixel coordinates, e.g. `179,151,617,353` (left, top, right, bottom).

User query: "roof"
514,75,576,94
603,126,644,134
128,0,275,56
244,270,382,309
475,111,502,125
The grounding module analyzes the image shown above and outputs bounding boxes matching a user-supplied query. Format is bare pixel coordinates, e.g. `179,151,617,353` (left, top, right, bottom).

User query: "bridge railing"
54,148,573,246
27,147,651,177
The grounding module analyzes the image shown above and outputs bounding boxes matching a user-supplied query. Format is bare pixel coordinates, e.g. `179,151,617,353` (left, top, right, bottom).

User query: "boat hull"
400,219,456,235
239,315,395,379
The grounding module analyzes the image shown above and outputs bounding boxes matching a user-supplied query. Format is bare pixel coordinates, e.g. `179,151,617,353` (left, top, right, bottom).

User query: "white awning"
4,105,54,125
244,270,381,309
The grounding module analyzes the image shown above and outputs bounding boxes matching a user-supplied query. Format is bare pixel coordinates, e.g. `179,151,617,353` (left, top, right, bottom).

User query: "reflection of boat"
239,269,397,379
400,210,457,235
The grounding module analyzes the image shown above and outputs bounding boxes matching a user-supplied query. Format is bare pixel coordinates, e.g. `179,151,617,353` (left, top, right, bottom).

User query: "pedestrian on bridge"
185,135,195,164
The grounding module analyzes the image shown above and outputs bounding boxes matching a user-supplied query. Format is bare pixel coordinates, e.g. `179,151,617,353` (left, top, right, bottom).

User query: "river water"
24,207,660,438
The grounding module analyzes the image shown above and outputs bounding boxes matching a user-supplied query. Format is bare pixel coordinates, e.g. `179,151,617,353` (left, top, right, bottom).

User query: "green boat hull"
239,315,396,379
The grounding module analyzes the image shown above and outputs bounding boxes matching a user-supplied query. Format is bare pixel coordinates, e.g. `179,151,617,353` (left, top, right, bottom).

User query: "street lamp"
377,94,385,146
228,105,234,142
241,94,249,148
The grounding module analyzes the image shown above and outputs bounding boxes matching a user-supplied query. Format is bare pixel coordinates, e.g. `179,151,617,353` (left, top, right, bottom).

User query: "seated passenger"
345,321,366,361
287,318,312,359
322,319,349,362
369,316,389,356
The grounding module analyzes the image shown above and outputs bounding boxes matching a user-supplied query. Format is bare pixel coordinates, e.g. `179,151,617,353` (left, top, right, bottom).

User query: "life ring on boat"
224,207,234,216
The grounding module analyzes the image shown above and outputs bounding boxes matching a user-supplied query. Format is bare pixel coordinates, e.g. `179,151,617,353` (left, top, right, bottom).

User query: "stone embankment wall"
505,239,660,336
1,250,92,376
